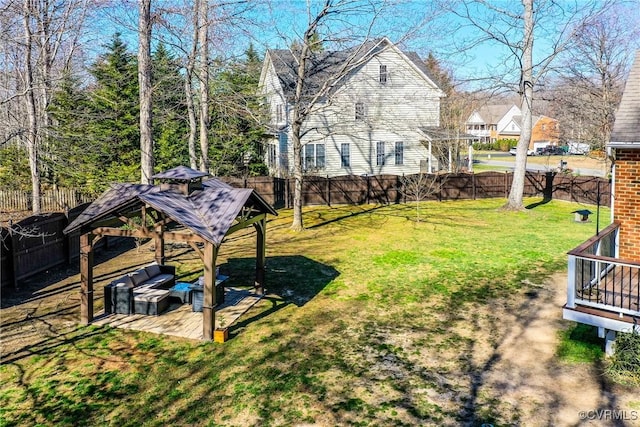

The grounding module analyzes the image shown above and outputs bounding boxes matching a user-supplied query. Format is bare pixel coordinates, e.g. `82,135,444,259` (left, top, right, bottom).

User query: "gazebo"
63,166,277,341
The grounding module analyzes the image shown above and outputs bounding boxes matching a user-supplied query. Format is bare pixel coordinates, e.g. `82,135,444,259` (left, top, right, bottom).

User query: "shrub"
605,330,640,386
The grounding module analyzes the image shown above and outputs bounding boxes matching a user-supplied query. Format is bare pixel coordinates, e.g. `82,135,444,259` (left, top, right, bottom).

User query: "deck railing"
567,222,640,316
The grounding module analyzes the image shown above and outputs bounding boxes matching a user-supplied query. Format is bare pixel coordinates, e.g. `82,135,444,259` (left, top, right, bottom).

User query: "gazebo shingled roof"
151,165,209,180
64,166,277,341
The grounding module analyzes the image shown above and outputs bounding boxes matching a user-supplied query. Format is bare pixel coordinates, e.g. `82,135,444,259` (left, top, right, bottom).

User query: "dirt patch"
470,273,639,426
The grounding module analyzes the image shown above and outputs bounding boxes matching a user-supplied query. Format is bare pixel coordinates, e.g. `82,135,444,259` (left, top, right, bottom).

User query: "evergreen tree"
47,71,95,191
209,45,267,177
86,33,140,187
152,43,189,171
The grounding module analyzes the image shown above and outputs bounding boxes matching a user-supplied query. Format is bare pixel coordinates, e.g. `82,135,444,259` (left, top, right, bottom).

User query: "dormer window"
379,65,388,84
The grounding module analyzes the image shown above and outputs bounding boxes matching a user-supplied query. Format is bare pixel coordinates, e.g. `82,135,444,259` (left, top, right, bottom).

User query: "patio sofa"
104,263,176,315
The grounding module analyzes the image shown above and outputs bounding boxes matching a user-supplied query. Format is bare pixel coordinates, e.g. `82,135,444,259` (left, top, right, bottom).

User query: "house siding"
496,105,521,140
531,116,560,147
260,41,442,177
614,148,640,261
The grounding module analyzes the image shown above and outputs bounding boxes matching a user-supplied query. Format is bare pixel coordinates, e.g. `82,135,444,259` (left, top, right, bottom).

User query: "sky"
87,0,640,92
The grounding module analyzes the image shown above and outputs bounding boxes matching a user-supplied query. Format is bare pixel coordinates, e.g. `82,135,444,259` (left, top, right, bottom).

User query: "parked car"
509,147,535,156
535,145,566,156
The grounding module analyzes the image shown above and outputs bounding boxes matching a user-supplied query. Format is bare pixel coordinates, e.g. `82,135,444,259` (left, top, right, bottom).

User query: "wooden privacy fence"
0,188,93,212
224,171,611,209
0,171,609,288
0,203,107,289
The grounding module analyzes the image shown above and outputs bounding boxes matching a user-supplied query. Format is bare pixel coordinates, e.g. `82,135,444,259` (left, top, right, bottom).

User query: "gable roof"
265,37,443,101
609,50,640,147
64,171,277,246
472,104,516,125
418,127,479,141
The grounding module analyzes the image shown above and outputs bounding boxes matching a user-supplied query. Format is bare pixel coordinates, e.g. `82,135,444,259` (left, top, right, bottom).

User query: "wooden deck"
576,264,640,315
598,266,640,311
93,287,263,340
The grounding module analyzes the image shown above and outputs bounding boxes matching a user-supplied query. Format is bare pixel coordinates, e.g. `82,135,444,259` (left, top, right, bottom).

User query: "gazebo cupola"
152,165,207,195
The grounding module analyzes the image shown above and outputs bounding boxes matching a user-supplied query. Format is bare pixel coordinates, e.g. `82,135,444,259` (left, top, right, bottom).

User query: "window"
276,104,283,122
379,65,387,84
376,141,385,166
303,143,325,170
341,143,350,167
355,102,365,120
267,144,276,167
278,133,288,169
395,141,404,165
316,144,325,168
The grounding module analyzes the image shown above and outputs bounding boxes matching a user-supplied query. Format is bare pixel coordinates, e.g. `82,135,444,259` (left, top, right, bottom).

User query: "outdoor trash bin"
190,284,204,312
190,279,226,312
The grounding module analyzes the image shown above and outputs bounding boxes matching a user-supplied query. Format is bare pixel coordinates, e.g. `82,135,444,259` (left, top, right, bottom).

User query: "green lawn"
0,198,611,426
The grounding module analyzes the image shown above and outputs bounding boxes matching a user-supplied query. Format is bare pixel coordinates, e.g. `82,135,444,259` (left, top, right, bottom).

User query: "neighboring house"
258,37,447,177
563,51,640,354
466,104,560,150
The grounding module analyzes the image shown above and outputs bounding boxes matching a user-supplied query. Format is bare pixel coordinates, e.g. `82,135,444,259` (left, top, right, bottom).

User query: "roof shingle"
609,50,640,147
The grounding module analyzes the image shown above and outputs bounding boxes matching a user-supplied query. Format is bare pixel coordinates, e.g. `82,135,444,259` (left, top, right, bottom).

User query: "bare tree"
197,0,209,173
444,0,611,210
185,6,199,169
398,173,446,222
22,0,40,213
138,0,153,184
0,0,89,212
550,5,639,152
269,0,390,231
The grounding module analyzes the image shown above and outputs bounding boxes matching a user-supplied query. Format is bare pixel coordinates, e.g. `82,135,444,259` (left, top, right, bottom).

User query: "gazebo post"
79,232,95,325
202,242,218,341
154,223,165,264
254,217,266,295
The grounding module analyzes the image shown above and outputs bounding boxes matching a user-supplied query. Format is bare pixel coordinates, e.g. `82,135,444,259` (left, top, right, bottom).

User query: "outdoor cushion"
145,263,161,278
113,275,134,288
140,273,173,289
130,269,150,285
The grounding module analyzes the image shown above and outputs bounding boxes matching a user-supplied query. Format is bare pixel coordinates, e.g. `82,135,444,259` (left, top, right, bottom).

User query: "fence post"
472,173,476,200
366,175,370,204
285,178,290,209
505,172,509,198
570,175,574,202
326,175,331,207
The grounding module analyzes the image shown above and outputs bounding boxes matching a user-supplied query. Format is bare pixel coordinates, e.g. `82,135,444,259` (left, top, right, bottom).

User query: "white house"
465,103,560,150
258,38,446,177
465,104,521,144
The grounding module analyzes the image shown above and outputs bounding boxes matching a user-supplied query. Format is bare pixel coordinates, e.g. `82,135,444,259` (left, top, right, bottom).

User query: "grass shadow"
225,255,339,307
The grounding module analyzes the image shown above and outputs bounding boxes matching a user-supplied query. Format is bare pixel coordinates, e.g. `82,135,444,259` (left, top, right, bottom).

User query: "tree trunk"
291,121,304,231
185,57,198,169
185,0,199,170
505,0,534,210
290,34,313,231
138,0,153,184
197,0,209,173
23,0,41,214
